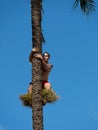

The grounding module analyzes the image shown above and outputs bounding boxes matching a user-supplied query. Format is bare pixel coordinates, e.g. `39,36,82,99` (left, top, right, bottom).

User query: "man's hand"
29,48,40,63
35,53,43,59
32,48,39,52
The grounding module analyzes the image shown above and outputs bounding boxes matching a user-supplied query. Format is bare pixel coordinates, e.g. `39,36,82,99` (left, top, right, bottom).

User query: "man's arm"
29,51,33,63
41,59,53,71
29,48,39,63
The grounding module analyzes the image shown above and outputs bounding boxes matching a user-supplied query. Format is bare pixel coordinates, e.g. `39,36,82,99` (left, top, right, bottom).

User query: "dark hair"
29,82,32,85
43,52,50,58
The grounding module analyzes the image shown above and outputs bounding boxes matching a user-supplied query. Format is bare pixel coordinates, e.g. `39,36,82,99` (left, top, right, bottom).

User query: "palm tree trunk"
31,0,44,130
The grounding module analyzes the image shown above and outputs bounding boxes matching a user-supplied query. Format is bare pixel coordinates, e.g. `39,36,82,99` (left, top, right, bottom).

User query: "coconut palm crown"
73,0,96,15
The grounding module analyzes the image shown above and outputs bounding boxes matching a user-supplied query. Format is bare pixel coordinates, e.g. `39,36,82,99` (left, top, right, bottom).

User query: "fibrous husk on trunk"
19,88,59,107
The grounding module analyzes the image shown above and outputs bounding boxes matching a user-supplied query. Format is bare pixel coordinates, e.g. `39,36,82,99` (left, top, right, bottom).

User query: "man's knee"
44,83,51,90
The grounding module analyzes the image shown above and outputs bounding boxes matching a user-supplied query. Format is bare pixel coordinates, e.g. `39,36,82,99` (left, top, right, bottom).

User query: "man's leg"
28,84,33,93
44,82,51,90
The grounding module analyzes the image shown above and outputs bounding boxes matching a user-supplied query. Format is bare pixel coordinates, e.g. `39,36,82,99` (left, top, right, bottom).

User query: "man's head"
43,52,50,62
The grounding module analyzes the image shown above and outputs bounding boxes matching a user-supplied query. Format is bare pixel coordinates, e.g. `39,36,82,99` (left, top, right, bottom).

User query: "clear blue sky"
0,0,98,130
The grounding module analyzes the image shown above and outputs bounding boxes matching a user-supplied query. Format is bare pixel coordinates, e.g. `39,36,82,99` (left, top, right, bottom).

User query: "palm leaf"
73,0,96,15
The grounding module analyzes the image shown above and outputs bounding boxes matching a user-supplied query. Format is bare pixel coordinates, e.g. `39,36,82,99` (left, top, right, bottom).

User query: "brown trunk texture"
31,0,44,130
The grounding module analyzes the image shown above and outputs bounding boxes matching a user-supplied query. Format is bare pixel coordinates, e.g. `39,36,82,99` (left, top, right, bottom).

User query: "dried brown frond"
19,88,59,107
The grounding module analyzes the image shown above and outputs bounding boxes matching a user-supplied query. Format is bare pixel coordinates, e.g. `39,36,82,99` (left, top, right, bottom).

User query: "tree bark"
31,0,44,130
32,57,43,130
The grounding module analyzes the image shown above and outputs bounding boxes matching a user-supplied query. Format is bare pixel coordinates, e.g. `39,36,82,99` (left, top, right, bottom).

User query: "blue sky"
0,0,98,130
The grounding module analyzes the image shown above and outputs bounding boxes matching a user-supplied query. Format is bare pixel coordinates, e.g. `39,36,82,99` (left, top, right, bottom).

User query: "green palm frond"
73,0,96,15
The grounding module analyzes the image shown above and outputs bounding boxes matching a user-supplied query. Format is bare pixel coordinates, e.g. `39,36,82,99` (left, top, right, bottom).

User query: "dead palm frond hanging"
73,0,96,15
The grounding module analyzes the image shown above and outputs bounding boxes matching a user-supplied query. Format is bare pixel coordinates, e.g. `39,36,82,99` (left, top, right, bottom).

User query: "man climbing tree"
29,48,53,91
20,46,58,106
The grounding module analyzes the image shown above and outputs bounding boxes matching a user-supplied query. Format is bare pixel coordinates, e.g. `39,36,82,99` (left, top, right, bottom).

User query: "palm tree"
31,0,44,130
30,0,96,130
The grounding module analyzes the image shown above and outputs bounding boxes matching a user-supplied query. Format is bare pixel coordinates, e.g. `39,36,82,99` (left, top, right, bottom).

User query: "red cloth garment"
42,80,48,88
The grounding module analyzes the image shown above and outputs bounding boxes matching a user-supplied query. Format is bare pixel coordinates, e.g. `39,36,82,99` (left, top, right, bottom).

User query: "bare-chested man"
28,48,53,93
